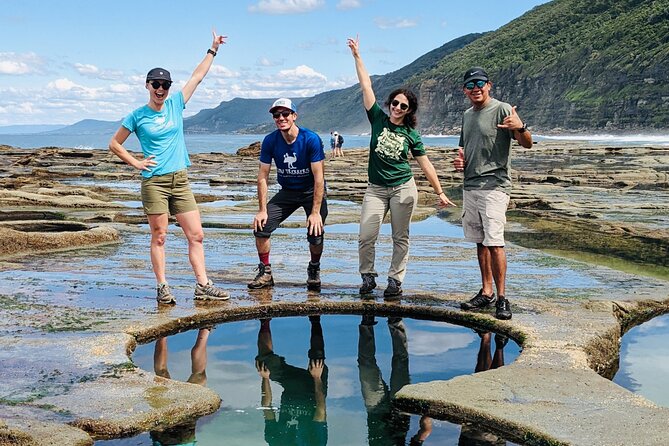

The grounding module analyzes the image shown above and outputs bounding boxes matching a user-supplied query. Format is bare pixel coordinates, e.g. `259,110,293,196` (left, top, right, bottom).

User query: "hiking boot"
359,273,377,295
306,261,321,291
156,282,176,305
383,278,402,299
460,289,496,310
494,333,509,349
361,314,377,326
248,263,274,289
194,280,230,301
495,296,512,320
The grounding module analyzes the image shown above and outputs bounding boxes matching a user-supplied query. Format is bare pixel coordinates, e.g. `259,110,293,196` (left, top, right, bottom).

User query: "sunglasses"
391,99,409,111
465,80,487,90
149,80,172,90
272,110,293,119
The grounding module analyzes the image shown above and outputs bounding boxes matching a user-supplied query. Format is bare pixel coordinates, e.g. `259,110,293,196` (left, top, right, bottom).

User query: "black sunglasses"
272,110,293,119
149,80,172,90
391,99,409,111
465,80,487,90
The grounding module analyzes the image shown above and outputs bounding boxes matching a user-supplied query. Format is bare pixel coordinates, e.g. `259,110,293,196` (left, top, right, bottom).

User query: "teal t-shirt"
366,103,426,187
458,98,514,192
122,91,190,178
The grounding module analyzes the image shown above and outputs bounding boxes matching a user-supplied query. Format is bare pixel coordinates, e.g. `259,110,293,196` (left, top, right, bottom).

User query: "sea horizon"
1,131,669,155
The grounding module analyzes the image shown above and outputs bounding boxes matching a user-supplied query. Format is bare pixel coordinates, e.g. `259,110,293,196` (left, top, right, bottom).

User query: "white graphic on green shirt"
375,128,405,160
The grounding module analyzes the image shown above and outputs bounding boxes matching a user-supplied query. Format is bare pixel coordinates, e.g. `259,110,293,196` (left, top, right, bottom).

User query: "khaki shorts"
461,189,509,246
140,170,198,215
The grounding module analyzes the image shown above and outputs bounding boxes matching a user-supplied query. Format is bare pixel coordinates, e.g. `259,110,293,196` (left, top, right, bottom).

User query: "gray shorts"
461,189,509,246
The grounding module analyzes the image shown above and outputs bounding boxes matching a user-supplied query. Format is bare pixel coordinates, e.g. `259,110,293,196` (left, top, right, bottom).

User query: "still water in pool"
96,315,521,445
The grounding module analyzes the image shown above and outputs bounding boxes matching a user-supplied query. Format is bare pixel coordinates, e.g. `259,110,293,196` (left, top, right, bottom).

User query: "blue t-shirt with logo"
259,128,325,190
122,91,190,178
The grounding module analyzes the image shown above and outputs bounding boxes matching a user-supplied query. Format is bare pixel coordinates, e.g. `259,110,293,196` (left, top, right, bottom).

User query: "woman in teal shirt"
347,36,455,299
109,31,229,305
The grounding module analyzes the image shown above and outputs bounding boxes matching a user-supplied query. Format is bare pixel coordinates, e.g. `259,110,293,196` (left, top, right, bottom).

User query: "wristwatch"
207,49,217,57
517,123,528,133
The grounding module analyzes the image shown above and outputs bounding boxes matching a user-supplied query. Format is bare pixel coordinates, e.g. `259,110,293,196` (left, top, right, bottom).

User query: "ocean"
1,132,668,154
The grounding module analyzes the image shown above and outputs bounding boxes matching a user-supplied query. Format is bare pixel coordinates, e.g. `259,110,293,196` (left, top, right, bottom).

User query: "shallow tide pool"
96,315,521,445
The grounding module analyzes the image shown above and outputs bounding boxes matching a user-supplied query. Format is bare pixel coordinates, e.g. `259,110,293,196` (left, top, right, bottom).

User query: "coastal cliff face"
299,0,669,134
408,0,669,133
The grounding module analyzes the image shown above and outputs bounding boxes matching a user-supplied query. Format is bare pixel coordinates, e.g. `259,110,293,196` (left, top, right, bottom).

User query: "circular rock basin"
98,315,521,446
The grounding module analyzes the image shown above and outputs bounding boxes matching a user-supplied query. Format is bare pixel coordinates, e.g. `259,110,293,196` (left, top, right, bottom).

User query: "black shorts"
254,187,328,245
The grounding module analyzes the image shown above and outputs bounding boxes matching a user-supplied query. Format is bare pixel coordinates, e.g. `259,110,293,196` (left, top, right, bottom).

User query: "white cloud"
0,52,44,75
374,17,418,29
72,63,124,81
257,57,284,67
337,0,361,10
249,0,324,14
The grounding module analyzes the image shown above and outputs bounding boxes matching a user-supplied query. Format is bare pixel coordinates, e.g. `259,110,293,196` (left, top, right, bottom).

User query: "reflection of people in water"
458,330,509,446
255,316,328,445
150,327,211,446
358,314,432,445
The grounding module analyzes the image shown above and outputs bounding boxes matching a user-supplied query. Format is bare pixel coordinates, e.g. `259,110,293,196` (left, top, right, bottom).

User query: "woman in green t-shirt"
347,36,455,299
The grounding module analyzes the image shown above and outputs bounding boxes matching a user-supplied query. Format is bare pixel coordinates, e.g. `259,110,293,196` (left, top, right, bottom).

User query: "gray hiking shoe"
194,280,230,301
156,282,176,305
359,273,377,295
383,277,402,299
307,261,321,291
248,263,274,289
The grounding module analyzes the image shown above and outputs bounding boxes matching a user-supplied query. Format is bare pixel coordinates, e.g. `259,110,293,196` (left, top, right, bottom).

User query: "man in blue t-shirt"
249,98,327,291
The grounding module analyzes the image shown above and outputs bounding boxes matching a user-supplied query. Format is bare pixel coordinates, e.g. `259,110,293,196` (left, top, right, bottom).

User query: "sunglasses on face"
465,80,487,90
272,110,293,119
391,99,409,111
150,80,172,90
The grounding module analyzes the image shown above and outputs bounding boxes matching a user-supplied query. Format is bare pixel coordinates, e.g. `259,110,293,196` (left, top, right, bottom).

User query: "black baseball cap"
146,68,172,82
463,67,489,84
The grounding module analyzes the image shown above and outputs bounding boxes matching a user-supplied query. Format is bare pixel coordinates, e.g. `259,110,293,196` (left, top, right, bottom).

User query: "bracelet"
207,49,217,57
436,190,444,195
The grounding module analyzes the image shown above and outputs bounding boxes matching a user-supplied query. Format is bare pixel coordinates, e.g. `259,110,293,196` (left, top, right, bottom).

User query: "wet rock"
235,141,261,157
0,222,120,258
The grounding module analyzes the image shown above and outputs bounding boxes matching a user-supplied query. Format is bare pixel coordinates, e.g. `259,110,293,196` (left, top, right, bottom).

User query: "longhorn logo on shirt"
283,152,297,169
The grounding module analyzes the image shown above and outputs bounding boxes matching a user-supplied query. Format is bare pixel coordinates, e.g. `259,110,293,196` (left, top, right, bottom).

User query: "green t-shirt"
458,98,514,192
366,103,426,187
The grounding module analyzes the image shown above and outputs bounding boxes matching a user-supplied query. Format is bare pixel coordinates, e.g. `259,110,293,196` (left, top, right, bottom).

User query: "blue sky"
0,0,550,126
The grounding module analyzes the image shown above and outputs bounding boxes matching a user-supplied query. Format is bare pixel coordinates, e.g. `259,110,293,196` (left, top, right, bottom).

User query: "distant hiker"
109,30,230,305
455,67,533,320
329,131,337,158
248,98,327,291
335,132,344,157
347,35,455,299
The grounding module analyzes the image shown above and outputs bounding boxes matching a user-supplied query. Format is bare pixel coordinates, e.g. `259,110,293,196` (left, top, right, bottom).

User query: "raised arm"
347,36,376,111
181,29,227,104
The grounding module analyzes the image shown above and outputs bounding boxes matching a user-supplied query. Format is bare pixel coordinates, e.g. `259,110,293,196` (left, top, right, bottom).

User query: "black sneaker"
460,289,496,310
383,278,402,299
359,274,377,294
307,261,321,291
495,296,512,320
248,263,274,289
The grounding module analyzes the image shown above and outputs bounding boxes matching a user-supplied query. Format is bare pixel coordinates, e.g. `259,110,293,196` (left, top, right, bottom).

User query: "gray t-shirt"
458,98,514,192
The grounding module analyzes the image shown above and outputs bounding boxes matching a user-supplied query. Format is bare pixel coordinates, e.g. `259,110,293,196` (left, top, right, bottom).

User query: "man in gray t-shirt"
453,67,533,320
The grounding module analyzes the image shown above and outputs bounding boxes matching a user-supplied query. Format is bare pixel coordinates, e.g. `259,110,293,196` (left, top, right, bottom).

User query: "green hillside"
409,0,669,132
